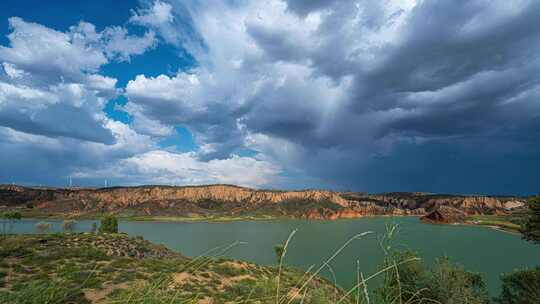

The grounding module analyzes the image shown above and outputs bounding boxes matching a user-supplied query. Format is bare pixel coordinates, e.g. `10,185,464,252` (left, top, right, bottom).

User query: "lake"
9,217,540,295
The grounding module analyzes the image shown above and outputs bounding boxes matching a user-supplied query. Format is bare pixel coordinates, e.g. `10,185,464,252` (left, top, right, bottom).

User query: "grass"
0,279,90,304
0,222,525,303
11,209,421,225
0,233,349,303
11,209,285,223
466,215,522,233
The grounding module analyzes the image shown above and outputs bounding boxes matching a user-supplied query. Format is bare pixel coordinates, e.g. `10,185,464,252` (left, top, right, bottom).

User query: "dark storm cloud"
352,1,540,110
4,0,539,193
246,25,308,63
240,79,323,144
252,1,540,141
119,0,540,194
284,0,338,16
360,1,540,143
330,140,540,195
234,0,540,193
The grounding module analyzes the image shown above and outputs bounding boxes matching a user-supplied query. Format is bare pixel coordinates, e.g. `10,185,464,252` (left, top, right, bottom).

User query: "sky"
0,0,539,195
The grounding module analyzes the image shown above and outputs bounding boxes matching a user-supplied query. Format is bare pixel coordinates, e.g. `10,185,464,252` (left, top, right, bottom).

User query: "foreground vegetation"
0,196,538,303
0,233,347,303
465,215,523,233
0,230,538,303
4,209,284,223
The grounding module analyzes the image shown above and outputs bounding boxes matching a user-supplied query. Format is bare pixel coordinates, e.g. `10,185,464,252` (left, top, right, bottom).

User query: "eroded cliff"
0,184,527,219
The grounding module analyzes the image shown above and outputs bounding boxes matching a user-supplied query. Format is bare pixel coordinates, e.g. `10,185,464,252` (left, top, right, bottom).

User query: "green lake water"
10,217,540,295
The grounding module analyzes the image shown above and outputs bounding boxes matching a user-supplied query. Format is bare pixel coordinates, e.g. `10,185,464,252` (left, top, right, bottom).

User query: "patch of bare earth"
84,281,130,303
172,271,193,285
220,274,255,287
220,261,246,270
197,297,214,304
287,287,303,301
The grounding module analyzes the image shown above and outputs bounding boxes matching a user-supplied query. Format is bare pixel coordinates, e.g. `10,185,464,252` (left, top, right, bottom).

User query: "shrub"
428,258,488,304
495,266,540,304
274,244,284,265
521,196,540,244
1,212,22,236
90,222,97,234
2,212,22,221
377,252,488,304
99,215,118,233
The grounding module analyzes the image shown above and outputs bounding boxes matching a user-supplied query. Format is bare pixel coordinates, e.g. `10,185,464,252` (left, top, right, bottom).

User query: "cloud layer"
1,0,539,194
0,14,280,188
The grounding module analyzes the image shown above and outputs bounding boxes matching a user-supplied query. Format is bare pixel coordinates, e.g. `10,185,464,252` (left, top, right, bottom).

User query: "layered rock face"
0,184,526,219
420,206,467,224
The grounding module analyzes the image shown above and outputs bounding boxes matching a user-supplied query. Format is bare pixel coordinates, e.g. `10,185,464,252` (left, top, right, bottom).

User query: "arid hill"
0,233,343,303
0,184,527,219
420,206,468,224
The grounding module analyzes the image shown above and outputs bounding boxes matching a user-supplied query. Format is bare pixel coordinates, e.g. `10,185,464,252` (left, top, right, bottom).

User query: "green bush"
274,244,284,265
495,267,540,304
1,212,22,236
521,196,540,244
428,258,488,304
99,215,118,233
377,251,488,304
90,222,97,234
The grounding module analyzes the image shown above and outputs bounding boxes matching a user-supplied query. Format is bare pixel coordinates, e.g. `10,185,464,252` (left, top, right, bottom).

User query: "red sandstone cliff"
0,184,526,220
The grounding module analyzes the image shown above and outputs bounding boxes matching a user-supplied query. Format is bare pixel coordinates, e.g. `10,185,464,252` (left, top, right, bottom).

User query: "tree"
504,197,540,303
495,267,540,304
520,196,540,244
61,219,77,233
90,222,97,234
35,222,51,234
1,211,22,236
377,252,488,304
99,215,118,233
428,258,488,304
274,245,284,265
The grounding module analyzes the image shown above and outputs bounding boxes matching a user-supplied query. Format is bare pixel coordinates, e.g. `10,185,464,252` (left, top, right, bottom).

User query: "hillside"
0,184,527,220
0,233,343,303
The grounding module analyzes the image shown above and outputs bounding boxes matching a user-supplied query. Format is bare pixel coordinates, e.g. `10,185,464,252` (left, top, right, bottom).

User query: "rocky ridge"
0,184,527,220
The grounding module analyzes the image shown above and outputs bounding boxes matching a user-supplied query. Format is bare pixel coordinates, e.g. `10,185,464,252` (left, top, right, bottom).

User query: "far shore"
10,212,421,223
6,211,521,234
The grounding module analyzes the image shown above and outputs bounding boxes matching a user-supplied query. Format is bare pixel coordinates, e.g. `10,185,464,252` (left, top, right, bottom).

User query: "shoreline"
11,212,423,224
462,221,521,234
8,211,521,233
420,217,522,235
